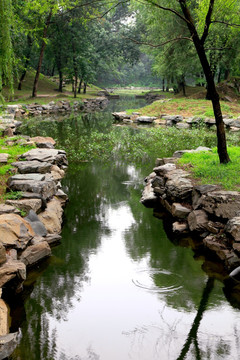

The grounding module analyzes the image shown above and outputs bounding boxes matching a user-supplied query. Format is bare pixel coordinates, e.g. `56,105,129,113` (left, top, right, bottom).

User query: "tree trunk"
18,34,33,91
78,78,83,93
32,10,52,98
58,70,63,92
162,78,165,92
179,0,230,163
83,82,87,94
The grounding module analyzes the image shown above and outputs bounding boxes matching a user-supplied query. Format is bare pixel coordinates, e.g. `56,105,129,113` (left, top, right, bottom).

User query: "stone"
153,163,176,176
0,332,21,360
0,204,20,215
225,217,240,241
204,118,216,126
20,241,51,266
176,123,190,129
50,165,65,181
136,116,157,123
11,160,52,174
45,234,62,246
0,154,9,164
25,210,48,237
7,174,57,201
161,115,183,123
166,174,193,202
0,244,6,266
229,127,240,132
140,182,158,207
172,221,189,233
187,210,209,232
223,118,234,127
173,147,211,158
151,176,165,189
6,249,17,261
192,184,219,209
0,261,26,287
19,148,68,168
112,112,129,121
172,203,191,219
0,214,35,249
5,199,42,214
0,299,8,336
38,197,63,234
201,191,240,219
30,136,56,149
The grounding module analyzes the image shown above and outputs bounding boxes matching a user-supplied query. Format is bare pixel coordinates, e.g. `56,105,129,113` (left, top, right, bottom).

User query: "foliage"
4,190,23,200
178,146,240,190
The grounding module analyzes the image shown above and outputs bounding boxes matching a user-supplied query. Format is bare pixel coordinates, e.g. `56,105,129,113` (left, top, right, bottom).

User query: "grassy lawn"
126,97,240,118
2,70,102,105
178,147,240,191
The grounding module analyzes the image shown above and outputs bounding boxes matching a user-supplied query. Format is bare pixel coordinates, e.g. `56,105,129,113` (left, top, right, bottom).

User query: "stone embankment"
0,136,68,358
112,112,240,132
0,97,108,133
141,147,240,272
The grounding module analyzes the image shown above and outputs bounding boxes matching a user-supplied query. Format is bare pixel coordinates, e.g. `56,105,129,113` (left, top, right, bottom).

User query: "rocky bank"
0,136,68,358
141,147,240,272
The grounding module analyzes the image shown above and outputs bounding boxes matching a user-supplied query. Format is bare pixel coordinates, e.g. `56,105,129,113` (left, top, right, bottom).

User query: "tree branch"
136,0,189,24
201,0,215,44
124,36,193,47
211,20,240,27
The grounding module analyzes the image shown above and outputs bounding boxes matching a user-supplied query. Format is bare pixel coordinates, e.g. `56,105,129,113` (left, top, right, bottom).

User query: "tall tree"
136,0,240,163
0,0,14,98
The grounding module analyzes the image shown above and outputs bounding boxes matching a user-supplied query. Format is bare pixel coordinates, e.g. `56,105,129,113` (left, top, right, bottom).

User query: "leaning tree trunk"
78,78,83,94
179,0,230,164
32,10,52,98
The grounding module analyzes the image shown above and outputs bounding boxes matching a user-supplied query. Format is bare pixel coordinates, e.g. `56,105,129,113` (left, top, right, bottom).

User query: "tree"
136,0,240,163
0,0,14,97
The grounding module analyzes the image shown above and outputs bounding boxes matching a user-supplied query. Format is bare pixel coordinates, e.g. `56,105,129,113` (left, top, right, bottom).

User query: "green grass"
178,146,240,190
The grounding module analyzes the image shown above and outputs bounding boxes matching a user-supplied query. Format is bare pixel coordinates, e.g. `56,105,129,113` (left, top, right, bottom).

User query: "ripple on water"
132,269,183,294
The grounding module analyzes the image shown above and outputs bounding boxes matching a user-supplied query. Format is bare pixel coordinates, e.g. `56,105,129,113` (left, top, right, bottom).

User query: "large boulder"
0,332,21,360
0,204,21,216
11,160,52,174
0,261,26,288
187,210,209,232
140,182,158,207
18,148,68,168
5,199,42,214
7,173,57,200
20,241,51,266
172,203,191,219
38,197,63,234
201,191,240,219
165,173,193,202
25,210,48,237
136,116,157,123
225,217,240,242
0,214,35,249
30,136,56,149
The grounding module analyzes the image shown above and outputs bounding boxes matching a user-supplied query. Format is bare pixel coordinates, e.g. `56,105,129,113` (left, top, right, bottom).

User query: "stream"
7,95,240,360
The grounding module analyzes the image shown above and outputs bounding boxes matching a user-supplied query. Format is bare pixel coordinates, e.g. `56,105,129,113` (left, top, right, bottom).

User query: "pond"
8,95,240,360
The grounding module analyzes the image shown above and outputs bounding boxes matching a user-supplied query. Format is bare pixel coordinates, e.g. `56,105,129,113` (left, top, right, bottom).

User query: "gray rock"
0,260,26,287
173,147,211,158
187,210,209,232
225,217,240,241
0,204,21,215
166,174,193,202
136,116,157,123
153,163,176,176
204,118,215,126
45,233,62,246
0,331,21,360
112,112,129,121
25,210,48,237
176,123,190,129
223,118,234,127
232,120,240,128
20,241,51,266
161,115,183,123
19,148,68,168
192,184,219,209
141,182,158,207
0,154,9,164
5,198,42,214
201,191,240,219
172,221,189,233
172,203,191,218
11,160,52,174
